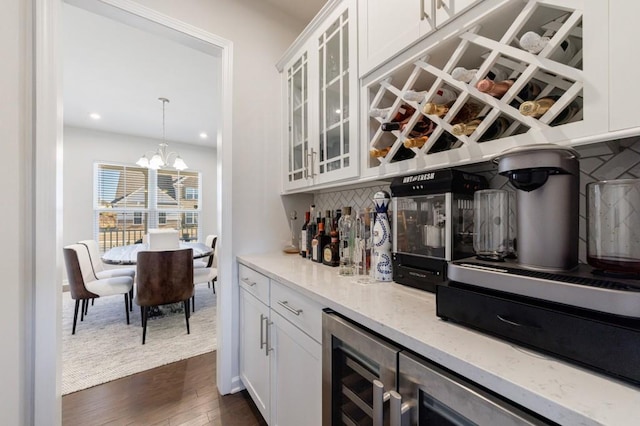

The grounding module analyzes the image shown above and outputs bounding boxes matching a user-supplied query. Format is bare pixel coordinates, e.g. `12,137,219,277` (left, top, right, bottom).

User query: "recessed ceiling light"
199,132,208,139
90,113,101,120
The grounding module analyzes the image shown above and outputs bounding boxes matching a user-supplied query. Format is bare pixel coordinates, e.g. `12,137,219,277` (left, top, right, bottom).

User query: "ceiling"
62,0,327,148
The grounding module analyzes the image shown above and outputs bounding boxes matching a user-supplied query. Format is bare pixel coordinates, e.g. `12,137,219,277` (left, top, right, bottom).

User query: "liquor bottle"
338,206,355,275
322,230,340,267
476,79,541,103
311,221,328,263
300,210,310,257
372,191,392,282
306,205,316,259
333,209,342,232
519,31,576,64
403,88,458,105
519,95,580,126
451,66,509,84
451,116,510,141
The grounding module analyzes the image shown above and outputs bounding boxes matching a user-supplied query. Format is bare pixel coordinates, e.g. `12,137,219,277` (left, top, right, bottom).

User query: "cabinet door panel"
270,311,322,426
239,289,270,422
359,0,426,77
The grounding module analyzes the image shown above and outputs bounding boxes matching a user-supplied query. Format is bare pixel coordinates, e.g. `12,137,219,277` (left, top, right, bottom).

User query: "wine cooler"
322,311,554,425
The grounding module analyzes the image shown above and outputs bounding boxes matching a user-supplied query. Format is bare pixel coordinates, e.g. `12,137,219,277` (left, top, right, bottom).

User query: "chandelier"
136,97,188,171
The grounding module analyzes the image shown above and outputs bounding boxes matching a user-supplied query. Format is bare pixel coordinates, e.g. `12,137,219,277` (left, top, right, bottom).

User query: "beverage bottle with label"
422,102,481,124
338,206,355,275
306,205,317,259
404,132,461,153
323,230,340,267
451,116,510,141
451,66,509,84
372,191,393,282
311,221,329,263
519,95,580,126
300,210,310,257
370,144,416,162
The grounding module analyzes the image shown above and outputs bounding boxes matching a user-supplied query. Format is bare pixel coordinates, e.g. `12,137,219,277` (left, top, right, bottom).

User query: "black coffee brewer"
390,169,487,292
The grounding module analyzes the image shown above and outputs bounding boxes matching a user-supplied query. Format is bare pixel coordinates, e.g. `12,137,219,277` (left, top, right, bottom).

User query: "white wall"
62,126,217,247
1,0,30,424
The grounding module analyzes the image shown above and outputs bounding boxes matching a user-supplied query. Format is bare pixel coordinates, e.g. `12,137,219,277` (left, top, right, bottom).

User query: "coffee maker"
390,169,487,292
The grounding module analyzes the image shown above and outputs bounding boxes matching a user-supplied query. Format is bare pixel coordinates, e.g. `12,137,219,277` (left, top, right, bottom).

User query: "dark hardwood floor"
62,351,267,426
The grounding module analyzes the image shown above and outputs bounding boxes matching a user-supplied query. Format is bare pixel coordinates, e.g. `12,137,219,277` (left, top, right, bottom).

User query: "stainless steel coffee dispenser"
497,144,579,271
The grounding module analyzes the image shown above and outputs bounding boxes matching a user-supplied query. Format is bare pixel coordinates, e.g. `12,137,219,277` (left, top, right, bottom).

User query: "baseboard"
229,375,245,394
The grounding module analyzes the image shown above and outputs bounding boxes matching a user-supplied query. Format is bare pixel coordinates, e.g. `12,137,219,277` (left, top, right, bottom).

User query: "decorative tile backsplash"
313,137,640,263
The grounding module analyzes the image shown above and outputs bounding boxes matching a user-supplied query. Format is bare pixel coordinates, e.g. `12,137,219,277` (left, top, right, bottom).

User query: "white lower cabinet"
238,264,323,425
269,310,322,426
239,287,271,421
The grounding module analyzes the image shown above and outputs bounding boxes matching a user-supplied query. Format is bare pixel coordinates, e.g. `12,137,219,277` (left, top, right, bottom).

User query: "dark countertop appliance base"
436,281,640,386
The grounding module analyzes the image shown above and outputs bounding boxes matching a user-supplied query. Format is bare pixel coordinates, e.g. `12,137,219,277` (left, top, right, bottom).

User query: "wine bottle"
519,95,580,126
402,115,436,138
369,107,391,118
300,210,310,257
311,221,329,263
403,88,458,105
404,132,460,153
306,205,317,259
322,230,340,267
370,145,416,162
519,31,576,64
451,116,510,141
380,105,416,131
476,79,541,102
451,66,508,84
422,102,481,124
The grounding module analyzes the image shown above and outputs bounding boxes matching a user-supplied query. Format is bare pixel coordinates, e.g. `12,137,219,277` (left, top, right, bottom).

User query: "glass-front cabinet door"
285,51,310,190
315,0,358,185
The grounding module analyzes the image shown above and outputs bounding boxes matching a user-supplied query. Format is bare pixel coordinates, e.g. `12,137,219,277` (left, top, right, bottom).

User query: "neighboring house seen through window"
94,163,202,251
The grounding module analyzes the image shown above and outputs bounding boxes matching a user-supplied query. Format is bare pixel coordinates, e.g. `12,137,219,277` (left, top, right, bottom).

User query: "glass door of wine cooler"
394,352,551,425
323,311,399,426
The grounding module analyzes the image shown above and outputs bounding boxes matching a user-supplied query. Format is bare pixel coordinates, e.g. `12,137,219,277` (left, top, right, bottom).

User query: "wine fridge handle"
373,380,390,426
390,390,412,426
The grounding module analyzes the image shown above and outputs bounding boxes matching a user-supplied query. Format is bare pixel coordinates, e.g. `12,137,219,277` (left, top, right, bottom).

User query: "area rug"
61,284,217,395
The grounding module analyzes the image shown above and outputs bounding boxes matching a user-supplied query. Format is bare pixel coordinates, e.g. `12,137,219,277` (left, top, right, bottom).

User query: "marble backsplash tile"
314,137,640,264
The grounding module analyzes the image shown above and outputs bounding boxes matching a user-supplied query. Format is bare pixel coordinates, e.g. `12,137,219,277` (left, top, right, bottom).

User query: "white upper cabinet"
358,0,482,77
360,0,613,179
280,0,359,192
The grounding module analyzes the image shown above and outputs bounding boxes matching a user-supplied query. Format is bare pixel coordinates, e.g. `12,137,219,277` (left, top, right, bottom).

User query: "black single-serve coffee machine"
390,169,488,292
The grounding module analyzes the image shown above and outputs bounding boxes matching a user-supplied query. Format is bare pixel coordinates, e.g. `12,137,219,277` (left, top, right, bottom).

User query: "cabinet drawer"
271,280,323,343
239,264,269,305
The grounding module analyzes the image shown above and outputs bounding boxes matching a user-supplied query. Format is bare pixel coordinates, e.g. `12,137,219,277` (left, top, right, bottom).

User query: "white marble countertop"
237,251,640,426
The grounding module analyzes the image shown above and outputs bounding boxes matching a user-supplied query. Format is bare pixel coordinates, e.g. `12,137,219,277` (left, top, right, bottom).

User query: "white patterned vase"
372,191,392,281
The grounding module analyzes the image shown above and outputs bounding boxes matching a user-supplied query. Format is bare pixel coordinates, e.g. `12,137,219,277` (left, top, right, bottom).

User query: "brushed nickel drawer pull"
277,300,303,316
241,277,257,286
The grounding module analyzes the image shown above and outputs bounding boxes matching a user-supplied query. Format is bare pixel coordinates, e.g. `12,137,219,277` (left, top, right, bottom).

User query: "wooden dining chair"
63,244,134,335
79,239,136,311
135,248,194,344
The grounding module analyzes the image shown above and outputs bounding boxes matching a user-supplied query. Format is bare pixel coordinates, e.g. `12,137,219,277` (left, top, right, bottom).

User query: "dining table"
101,241,213,265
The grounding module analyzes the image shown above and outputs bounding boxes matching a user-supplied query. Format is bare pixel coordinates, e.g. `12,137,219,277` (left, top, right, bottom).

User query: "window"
185,187,198,200
94,163,202,251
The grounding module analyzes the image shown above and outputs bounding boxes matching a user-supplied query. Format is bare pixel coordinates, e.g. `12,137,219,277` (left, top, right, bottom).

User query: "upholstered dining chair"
192,238,218,312
63,244,134,335
194,234,217,269
135,248,194,344
147,229,180,251
78,239,136,311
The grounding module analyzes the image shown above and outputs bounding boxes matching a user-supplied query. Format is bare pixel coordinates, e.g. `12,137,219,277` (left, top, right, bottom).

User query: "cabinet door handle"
303,149,309,179
420,0,429,20
277,300,303,316
389,390,412,426
265,319,273,356
373,380,391,426
307,149,317,178
241,277,256,286
259,314,266,350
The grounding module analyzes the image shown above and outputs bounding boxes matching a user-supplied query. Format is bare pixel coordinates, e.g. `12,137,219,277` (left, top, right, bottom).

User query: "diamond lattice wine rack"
362,0,587,176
